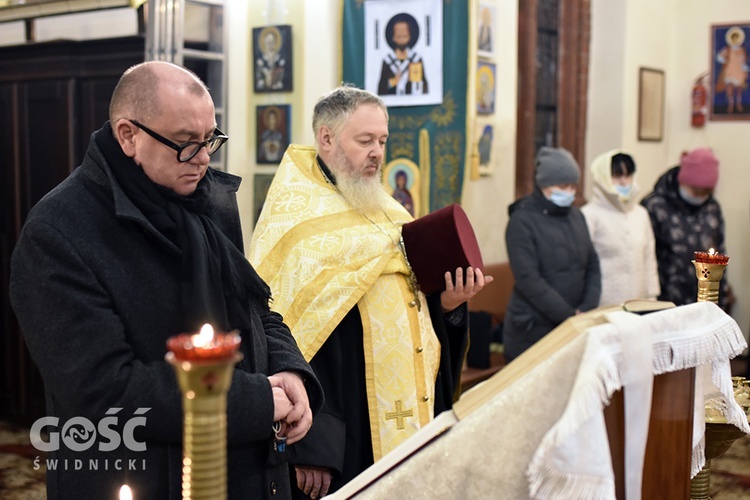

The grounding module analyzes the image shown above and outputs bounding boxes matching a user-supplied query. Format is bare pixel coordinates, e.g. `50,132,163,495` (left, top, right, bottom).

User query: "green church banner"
343,0,469,215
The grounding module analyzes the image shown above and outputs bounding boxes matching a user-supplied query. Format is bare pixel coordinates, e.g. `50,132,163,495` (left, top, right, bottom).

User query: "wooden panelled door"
515,0,591,200
0,37,144,425
0,78,79,425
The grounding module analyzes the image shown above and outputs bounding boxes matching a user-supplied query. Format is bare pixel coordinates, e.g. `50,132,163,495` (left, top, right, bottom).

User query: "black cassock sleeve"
429,297,469,413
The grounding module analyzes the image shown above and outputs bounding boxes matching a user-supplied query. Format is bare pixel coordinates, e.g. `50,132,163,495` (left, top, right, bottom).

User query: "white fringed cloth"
350,302,749,500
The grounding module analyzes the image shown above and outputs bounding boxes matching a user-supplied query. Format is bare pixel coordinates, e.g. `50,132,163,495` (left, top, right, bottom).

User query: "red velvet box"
401,203,484,294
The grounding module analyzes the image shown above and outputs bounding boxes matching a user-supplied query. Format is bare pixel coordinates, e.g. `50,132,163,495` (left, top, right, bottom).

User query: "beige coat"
581,149,660,307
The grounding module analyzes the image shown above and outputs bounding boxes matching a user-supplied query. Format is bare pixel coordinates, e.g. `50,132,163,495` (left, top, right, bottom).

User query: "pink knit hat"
677,148,719,189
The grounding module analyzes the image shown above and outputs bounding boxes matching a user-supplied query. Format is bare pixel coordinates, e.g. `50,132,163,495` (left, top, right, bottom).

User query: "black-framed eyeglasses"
128,119,228,162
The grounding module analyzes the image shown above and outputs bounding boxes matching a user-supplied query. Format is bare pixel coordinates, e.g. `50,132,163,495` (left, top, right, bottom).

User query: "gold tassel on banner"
470,145,480,181
419,129,431,217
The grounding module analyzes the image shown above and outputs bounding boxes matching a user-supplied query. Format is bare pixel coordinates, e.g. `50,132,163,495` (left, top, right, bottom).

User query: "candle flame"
708,248,715,255
119,485,133,500
192,324,214,348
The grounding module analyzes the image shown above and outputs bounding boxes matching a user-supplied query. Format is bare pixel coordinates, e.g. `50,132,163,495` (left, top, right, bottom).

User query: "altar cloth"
330,302,749,500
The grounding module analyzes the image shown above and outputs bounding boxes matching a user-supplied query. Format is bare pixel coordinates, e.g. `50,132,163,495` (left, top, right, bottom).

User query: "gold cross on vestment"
385,400,414,430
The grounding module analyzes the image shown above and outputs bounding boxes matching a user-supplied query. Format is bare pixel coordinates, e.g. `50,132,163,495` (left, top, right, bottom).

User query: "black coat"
503,189,601,361
10,132,323,499
640,166,728,308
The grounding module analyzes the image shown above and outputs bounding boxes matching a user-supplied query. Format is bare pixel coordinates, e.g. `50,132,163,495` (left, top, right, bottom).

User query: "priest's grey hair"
312,84,389,147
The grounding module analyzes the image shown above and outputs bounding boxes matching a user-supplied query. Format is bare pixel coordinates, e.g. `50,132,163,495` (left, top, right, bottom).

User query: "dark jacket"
10,132,323,499
640,166,728,308
503,189,601,361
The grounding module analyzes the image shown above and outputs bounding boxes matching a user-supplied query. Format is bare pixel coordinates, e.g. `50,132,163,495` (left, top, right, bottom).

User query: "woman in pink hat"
641,148,731,309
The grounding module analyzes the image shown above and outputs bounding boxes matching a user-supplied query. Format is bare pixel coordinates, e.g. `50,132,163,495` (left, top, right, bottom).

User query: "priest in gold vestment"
249,86,491,498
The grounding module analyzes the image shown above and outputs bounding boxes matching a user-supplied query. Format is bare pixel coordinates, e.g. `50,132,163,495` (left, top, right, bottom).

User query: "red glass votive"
693,250,730,265
166,328,241,362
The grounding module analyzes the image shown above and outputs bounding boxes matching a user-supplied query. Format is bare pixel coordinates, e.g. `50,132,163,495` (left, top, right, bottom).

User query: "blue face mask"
548,188,576,207
679,185,709,206
615,184,633,198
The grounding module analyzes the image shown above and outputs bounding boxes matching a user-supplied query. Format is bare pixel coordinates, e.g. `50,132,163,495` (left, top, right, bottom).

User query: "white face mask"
548,188,576,207
679,185,709,206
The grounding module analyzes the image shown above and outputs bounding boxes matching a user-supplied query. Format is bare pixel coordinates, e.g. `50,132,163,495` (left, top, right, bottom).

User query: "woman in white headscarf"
581,150,660,307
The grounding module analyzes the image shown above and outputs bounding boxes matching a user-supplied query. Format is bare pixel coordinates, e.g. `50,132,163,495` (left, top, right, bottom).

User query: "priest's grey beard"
330,147,390,214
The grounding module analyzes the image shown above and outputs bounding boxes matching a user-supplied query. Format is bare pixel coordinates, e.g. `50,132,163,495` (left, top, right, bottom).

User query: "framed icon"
364,0,444,107
709,23,750,120
383,158,422,217
253,174,276,224
253,25,293,93
256,104,290,165
476,61,496,115
477,3,495,58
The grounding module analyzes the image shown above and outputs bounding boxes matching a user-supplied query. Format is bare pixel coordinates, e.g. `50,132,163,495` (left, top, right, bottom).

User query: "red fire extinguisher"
692,75,708,127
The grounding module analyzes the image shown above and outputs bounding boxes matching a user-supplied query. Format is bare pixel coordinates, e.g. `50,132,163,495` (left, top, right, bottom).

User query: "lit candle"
693,248,730,265
692,248,730,304
166,324,241,362
119,485,132,500
193,323,214,347
165,324,243,499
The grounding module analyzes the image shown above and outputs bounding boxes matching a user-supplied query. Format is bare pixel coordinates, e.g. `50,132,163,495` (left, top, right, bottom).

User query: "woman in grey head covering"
503,147,601,362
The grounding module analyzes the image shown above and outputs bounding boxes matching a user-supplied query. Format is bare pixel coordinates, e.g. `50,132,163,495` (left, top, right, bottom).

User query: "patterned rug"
0,421,45,499
1,420,748,498
711,432,750,499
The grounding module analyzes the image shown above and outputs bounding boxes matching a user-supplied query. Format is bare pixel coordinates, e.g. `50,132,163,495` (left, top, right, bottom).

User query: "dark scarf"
96,122,271,334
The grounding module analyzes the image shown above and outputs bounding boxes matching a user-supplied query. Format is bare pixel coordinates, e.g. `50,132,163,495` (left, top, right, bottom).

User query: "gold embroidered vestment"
248,145,442,459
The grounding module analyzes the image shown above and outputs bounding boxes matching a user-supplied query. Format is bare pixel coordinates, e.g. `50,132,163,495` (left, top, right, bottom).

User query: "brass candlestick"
166,325,242,500
694,377,750,500
690,422,747,500
692,250,729,304
689,250,745,500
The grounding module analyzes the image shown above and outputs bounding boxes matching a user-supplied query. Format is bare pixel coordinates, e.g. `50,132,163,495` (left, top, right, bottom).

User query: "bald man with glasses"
10,61,323,500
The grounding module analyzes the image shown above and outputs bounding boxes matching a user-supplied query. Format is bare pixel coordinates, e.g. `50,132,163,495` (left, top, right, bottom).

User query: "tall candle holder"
692,249,729,304
166,324,242,500
689,249,745,500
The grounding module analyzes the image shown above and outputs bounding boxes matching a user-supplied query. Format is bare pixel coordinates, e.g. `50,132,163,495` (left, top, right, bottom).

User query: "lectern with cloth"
328,302,749,499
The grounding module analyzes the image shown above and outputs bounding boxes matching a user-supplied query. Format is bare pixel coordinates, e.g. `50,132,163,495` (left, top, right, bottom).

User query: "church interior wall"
226,0,254,240
458,0,518,266
229,0,341,250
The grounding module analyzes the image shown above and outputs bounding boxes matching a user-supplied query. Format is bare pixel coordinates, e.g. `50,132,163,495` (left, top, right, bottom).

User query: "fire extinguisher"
692,75,708,127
